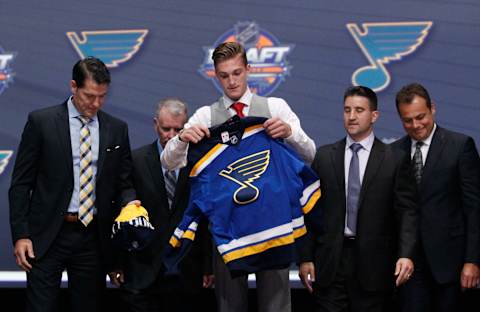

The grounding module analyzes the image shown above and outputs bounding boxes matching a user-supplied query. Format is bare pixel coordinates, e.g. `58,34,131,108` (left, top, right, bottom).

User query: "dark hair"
343,86,378,111
212,42,248,67
72,56,111,88
395,83,432,112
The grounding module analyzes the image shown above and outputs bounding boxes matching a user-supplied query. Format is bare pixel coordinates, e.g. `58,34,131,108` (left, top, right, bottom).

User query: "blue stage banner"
0,0,479,285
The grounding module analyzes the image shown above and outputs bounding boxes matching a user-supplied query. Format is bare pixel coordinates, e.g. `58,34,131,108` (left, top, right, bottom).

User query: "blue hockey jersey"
164,116,320,276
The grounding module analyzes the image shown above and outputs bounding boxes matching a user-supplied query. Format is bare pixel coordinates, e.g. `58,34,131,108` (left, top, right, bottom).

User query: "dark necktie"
413,141,424,185
164,170,177,209
231,102,245,118
347,143,362,235
77,116,94,226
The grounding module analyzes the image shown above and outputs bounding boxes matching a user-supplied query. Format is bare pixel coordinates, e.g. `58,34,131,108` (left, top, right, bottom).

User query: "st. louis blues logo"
199,21,293,96
219,150,270,205
0,45,15,95
0,150,13,175
66,29,148,68
347,22,432,92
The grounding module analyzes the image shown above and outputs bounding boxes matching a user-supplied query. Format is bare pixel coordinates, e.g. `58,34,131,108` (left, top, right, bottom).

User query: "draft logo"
199,21,293,96
0,45,15,95
67,29,148,68
347,22,432,92
0,150,13,176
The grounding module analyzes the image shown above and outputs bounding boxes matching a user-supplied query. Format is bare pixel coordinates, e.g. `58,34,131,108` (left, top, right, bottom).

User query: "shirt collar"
156,139,164,156
222,88,253,109
67,96,98,122
346,131,375,152
411,123,437,149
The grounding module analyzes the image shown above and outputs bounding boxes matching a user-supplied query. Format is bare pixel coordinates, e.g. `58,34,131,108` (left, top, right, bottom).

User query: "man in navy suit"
392,83,480,312
9,57,137,312
299,86,417,312
118,98,213,312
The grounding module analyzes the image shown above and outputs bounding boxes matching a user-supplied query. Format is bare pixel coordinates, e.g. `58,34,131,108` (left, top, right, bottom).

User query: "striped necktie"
77,116,94,226
164,170,177,210
413,141,424,185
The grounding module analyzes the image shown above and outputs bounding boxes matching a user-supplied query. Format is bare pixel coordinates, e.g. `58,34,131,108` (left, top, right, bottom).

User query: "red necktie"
231,102,245,118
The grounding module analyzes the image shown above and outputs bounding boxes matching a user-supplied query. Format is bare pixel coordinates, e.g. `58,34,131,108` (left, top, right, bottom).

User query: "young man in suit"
161,42,316,312
392,83,480,312
9,57,138,312
299,86,417,312
118,98,213,311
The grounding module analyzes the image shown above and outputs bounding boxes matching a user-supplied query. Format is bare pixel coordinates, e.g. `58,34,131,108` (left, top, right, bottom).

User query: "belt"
63,213,78,223
343,236,356,246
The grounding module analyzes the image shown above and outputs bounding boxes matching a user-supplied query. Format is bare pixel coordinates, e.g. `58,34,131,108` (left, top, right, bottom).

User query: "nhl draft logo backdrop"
199,21,293,96
0,45,15,95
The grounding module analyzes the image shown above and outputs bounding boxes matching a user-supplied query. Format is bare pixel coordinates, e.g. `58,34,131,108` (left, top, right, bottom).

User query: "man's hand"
263,117,292,139
394,257,414,286
299,262,316,293
108,270,124,287
203,274,215,288
461,263,480,289
179,125,210,143
14,238,35,272
126,200,141,207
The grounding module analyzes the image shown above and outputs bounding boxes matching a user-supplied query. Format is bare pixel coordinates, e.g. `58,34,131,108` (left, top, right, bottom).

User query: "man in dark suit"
299,86,417,312
118,98,213,312
9,57,137,312
392,83,480,312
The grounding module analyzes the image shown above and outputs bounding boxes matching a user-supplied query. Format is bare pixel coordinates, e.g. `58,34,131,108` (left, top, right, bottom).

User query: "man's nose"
412,120,421,128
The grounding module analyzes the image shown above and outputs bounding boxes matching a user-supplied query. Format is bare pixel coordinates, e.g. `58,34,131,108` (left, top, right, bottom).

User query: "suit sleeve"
459,137,480,264
8,113,41,243
393,150,418,259
115,124,137,207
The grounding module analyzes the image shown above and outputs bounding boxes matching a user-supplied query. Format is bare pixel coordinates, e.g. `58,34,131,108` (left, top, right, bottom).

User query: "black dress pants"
312,238,391,312
26,220,104,312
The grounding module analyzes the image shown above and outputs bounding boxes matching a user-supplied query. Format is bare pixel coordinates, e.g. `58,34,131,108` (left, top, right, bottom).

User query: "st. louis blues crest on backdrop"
67,29,148,68
199,21,293,96
347,22,432,92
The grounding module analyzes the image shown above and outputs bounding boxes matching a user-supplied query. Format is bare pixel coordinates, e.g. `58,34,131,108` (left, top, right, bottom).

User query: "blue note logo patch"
347,22,432,92
66,29,148,68
0,45,15,95
0,150,13,176
199,21,293,96
219,150,270,205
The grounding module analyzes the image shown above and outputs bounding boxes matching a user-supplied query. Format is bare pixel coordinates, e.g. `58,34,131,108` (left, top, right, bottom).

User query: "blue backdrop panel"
0,0,479,281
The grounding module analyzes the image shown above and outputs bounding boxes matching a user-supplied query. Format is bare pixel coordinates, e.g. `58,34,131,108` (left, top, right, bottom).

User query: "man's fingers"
182,126,210,143
27,244,35,259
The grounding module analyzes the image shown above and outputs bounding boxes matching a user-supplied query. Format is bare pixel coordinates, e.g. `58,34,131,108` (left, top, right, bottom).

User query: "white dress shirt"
409,123,437,166
343,131,375,235
161,88,316,169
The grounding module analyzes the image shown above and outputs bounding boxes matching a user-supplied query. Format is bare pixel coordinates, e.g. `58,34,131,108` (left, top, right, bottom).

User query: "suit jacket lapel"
358,138,385,206
332,139,346,208
421,127,446,185
96,111,110,179
173,167,188,211
55,102,73,173
146,142,168,204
